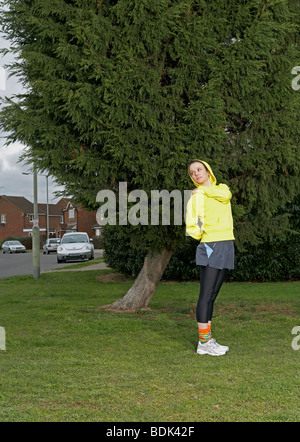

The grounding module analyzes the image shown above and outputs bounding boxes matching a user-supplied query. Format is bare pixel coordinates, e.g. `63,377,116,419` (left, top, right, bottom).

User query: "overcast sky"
0,32,65,204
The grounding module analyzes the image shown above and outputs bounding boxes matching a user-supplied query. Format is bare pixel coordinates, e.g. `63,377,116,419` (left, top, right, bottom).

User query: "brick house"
0,195,100,241
56,200,98,239
0,195,35,241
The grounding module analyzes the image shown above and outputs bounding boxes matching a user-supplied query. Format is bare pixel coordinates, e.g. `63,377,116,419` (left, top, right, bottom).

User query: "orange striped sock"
198,327,211,345
208,324,212,338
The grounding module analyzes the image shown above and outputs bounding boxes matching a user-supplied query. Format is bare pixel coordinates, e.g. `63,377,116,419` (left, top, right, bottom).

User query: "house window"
1,214,6,224
29,215,39,223
69,208,75,219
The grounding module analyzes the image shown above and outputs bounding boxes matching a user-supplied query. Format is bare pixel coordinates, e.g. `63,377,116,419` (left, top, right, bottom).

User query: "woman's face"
189,162,211,186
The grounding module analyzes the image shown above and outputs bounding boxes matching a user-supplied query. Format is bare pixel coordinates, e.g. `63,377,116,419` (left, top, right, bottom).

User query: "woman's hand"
192,188,198,194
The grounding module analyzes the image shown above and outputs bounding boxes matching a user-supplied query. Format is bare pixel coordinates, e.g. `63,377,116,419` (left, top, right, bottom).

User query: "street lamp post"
23,170,50,278
46,175,49,240
23,168,41,279
32,167,40,279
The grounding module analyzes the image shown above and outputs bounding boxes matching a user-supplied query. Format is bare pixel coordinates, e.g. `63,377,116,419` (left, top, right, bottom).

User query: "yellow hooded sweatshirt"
185,160,234,242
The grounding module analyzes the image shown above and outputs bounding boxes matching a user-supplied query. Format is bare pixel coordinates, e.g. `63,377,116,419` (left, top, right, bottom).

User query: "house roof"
1,195,34,214
62,200,77,211
0,195,67,216
56,222,77,231
39,203,64,216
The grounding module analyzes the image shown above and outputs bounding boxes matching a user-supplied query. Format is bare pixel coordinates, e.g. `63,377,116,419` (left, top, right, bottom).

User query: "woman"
186,160,234,356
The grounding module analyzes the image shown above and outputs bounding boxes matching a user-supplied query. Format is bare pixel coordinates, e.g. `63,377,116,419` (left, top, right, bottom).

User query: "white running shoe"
196,339,227,356
211,339,229,353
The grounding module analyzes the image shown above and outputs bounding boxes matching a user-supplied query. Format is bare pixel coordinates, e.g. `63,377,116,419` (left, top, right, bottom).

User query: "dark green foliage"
102,224,300,282
0,0,299,254
102,224,199,279
102,195,300,281
102,225,148,277
230,237,300,281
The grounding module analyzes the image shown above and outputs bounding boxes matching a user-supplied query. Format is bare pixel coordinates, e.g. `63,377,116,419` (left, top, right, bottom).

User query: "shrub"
102,226,300,282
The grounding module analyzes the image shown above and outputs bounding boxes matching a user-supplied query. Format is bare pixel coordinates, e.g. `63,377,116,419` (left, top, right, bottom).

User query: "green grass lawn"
51,256,105,270
0,270,299,422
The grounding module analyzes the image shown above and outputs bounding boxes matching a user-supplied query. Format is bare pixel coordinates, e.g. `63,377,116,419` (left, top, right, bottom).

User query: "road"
0,250,103,279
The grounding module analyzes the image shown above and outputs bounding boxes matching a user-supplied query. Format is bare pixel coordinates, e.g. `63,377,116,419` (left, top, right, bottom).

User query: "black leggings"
196,266,227,323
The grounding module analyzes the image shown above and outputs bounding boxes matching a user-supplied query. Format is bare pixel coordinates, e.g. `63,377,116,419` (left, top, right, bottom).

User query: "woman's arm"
203,183,232,203
185,192,204,240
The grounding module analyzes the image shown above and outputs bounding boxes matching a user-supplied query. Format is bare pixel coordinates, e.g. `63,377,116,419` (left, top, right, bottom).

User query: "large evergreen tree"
0,0,299,309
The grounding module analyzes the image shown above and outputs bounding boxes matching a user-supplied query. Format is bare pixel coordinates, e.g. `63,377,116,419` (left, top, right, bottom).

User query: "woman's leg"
196,266,224,324
208,268,227,322
196,266,229,355
196,266,226,342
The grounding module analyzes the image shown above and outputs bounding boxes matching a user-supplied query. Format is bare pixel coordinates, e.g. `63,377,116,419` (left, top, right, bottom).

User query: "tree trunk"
98,248,173,311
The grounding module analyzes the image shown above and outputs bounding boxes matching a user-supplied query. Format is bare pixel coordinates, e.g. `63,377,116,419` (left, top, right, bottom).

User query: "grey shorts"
196,240,235,270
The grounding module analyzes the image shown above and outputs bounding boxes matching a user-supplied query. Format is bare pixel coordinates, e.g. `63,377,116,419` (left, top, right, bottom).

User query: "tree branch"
259,1,269,19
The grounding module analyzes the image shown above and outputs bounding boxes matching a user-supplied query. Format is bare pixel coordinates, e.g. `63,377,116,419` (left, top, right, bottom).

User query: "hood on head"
188,159,217,187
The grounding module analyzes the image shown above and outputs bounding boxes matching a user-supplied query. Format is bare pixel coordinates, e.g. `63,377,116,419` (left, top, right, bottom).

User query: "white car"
2,240,26,253
43,238,61,254
57,232,94,263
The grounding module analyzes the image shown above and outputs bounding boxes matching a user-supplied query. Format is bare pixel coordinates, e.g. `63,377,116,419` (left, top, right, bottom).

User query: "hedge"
102,225,300,282
0,236,44,250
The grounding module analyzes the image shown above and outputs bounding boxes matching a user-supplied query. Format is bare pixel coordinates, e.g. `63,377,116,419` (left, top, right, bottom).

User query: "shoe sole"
196,349,227,356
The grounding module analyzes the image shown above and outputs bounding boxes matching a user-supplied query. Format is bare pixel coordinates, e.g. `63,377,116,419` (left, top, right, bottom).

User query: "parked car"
2,240,26,253
43,238,61,254
57,232,94,263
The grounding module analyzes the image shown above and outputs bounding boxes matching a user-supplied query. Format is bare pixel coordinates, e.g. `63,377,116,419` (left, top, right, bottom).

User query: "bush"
102,225,147,277
102,226,300,282
91,236,103,250
229,236,300,282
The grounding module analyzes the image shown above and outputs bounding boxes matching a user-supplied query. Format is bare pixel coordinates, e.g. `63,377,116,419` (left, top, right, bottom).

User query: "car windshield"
49,239,60,244
61,234,88,244
9,241,22,245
